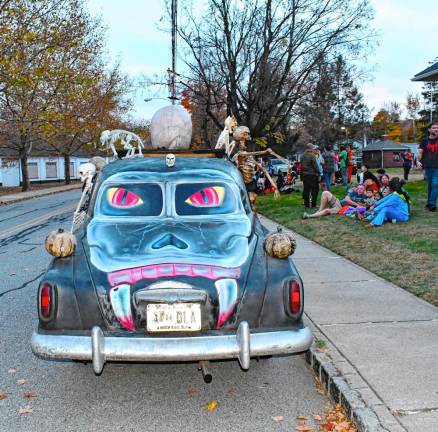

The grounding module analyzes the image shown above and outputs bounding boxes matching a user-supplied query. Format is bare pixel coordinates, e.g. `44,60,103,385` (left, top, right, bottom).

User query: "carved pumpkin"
264,227,296,259
45,229,76,257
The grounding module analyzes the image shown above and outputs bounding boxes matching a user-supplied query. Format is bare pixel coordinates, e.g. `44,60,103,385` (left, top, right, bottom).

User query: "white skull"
166,153,176,168
79,162,96,183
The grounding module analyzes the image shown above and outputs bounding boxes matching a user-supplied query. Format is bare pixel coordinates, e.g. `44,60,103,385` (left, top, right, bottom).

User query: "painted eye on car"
185,186,225,208
107,188,143,208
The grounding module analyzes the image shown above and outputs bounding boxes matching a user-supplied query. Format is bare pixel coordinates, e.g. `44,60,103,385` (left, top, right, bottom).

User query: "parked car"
269,159,289,175
32,152,312,377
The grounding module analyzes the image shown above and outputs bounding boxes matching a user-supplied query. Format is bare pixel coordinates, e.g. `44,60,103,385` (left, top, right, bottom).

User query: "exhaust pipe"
198,360,212,383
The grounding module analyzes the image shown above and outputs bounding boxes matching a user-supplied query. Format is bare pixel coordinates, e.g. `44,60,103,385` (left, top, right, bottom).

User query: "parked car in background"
269,159,289,175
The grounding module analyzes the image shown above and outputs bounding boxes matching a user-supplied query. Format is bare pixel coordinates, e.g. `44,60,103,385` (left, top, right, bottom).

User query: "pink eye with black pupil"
107,188,143,208
185,186,225,208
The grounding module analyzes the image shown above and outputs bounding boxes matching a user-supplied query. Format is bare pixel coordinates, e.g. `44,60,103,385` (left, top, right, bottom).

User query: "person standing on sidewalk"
301,143,320,208
401,148,414,181
322,145,336,192
418,122,438,211
339,146,348,185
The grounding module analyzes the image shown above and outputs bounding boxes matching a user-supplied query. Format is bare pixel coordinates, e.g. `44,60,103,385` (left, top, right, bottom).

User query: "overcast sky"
87,0,438,121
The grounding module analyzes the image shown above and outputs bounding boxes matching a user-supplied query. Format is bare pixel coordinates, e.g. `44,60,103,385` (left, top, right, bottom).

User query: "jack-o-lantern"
45,229,76,258
264,227,296,259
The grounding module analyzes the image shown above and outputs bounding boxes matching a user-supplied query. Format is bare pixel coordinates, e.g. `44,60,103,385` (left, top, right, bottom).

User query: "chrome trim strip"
31,323,312,373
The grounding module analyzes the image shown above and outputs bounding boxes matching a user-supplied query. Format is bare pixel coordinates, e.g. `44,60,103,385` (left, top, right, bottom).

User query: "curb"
0,184,81,206
304,318,405,432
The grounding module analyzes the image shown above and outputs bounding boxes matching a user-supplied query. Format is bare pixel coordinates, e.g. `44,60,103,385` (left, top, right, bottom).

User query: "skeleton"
215,115,238,157
71,159,106,232
100,130,145,160
166,153,176,168
231,126,293,208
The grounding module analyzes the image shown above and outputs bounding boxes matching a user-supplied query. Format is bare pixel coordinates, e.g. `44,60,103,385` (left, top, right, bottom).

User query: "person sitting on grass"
358,164,380,191
379,174,391,196
366,178,410,227
303,184,367,219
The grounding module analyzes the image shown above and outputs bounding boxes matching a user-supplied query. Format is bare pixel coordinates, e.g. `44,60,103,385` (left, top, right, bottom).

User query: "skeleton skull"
79,162,96,183
166,153,176,168
233,126,251,143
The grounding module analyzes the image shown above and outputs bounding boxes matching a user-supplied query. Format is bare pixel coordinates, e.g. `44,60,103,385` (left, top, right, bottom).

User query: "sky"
87,0,438,121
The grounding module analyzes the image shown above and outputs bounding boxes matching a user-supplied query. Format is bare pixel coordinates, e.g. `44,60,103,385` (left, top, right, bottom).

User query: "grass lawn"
257,179,438,307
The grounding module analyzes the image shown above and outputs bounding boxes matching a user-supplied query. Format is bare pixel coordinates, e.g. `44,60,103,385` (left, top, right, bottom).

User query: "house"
362,140,410,168
0,146,102,187
411,61,438,82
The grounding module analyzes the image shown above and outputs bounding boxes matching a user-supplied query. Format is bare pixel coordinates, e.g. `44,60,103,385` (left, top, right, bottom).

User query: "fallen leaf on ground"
186,387,198,397
206,400,219,411
271,416,284,423
295,424,313,431
23,391,37,399
297,415,309,420
16,379,26,386
0,391,7,400
8,369,17,374
18,406,33,414
313,414,323,421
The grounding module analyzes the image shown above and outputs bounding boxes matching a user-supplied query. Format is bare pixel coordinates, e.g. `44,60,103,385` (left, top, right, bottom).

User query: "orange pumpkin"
45,229,76,257
264,228,296,259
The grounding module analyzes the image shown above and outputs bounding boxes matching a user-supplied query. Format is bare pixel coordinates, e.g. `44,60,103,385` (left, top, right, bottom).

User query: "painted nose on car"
151,233,189,250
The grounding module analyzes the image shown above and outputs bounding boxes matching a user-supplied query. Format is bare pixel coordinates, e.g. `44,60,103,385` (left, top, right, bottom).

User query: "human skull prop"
166,153,176,168
79,162,96,184
233,126,251,142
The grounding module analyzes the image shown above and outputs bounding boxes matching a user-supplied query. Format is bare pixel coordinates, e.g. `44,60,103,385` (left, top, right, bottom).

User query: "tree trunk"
20,154,30,192
64,154,71,185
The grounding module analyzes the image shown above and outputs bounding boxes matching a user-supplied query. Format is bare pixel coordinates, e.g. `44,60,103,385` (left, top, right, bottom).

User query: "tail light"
289,280,302,315
40,283,52,318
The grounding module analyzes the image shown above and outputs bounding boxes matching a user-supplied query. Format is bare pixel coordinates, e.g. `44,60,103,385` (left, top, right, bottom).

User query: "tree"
0,0,129,190
371,109,390,138
43,63,131,184
405,92,420,138
176,0,375,145
296,55,369,146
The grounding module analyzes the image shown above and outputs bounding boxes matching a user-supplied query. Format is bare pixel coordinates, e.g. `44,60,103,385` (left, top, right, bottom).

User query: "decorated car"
31,107,312,380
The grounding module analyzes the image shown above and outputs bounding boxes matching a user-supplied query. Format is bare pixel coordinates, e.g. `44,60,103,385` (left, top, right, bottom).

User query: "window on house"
46,162,57,178
28,162,39,179
69,162,75,177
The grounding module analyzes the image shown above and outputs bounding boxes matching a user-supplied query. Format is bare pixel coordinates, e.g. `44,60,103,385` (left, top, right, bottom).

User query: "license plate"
147,303,201,332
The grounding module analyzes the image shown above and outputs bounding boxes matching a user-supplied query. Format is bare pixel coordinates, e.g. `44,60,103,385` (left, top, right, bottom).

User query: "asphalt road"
0,190,329,432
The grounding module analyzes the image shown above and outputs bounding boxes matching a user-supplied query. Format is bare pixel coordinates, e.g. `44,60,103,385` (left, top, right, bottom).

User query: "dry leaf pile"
293,404,357,432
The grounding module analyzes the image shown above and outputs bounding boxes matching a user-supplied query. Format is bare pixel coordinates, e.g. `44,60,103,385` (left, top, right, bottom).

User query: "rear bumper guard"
31,322,313,374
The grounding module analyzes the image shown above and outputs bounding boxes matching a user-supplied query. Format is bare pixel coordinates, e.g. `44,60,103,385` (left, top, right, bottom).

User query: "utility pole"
169,0,178,104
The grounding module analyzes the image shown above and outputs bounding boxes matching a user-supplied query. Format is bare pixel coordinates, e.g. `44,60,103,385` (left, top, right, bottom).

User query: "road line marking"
0,204,76,239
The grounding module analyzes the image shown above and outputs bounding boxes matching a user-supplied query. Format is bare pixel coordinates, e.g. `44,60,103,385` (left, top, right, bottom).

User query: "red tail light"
289,280,301,314
40,284,52,318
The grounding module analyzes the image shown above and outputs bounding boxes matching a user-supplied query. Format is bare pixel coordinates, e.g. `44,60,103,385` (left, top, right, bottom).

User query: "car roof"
98,156,245,187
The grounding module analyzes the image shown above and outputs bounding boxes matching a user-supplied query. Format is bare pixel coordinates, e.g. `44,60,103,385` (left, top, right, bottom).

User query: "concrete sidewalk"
0,183,81,205
260,215,438,432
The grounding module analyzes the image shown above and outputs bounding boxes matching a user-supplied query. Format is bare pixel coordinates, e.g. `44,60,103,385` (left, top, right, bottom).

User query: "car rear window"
100,183,163,217
175,183,237,216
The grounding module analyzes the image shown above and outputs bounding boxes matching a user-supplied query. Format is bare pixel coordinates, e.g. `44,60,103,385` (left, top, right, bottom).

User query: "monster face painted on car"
86,165,254,330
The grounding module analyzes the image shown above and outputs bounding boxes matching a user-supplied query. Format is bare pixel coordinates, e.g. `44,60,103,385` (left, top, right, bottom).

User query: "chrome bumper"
31,322,313,374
